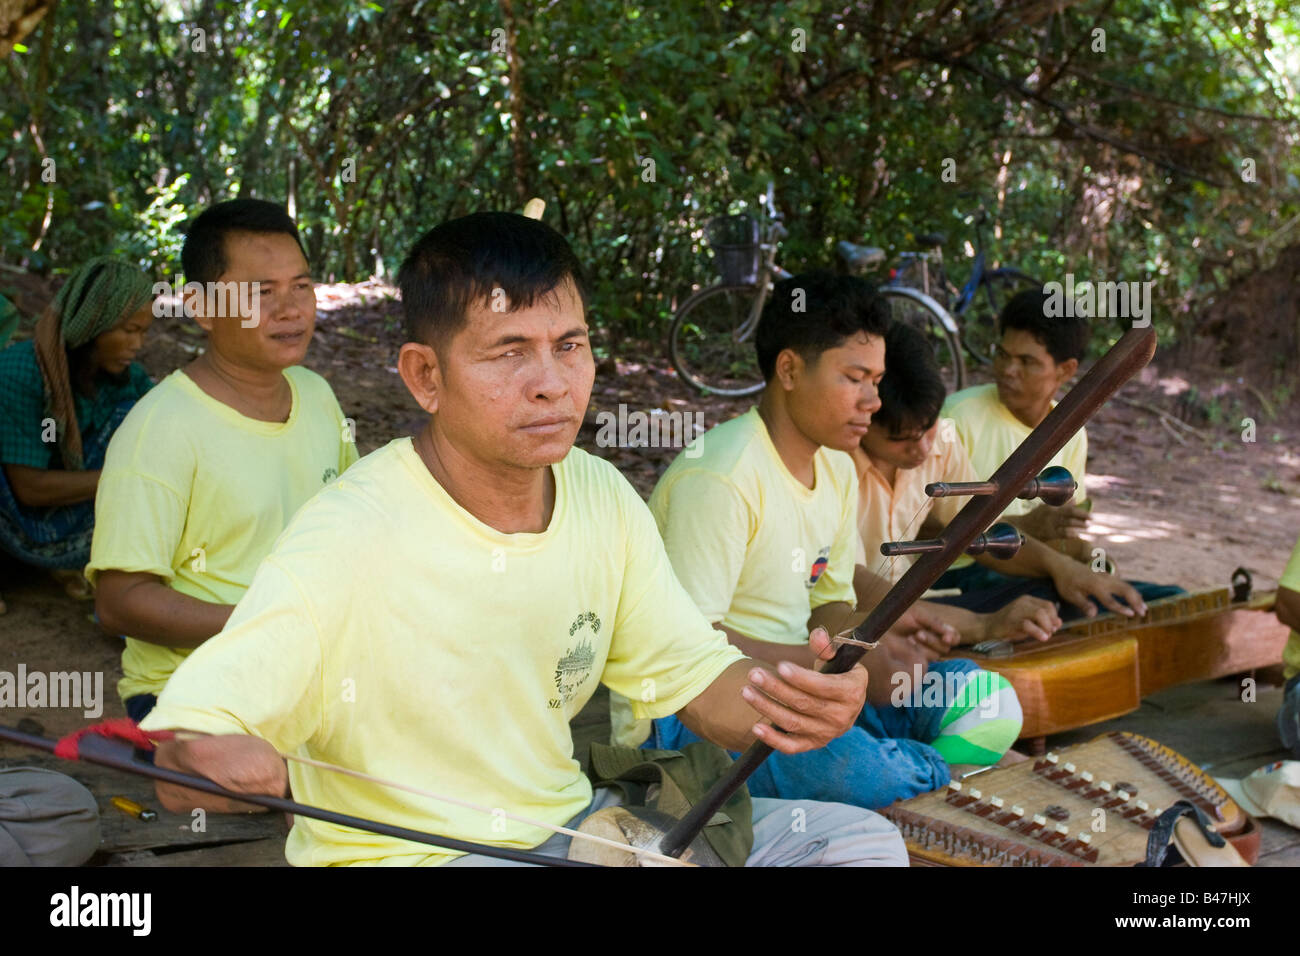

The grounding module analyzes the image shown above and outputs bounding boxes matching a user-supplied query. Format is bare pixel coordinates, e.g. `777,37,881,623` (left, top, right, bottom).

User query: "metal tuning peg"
880,522,1024,559
966,522,1024,558
925,467,1077,507
1018,466,1077,507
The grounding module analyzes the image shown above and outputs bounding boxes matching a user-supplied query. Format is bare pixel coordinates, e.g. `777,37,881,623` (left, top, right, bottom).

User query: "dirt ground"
2,280,1297,749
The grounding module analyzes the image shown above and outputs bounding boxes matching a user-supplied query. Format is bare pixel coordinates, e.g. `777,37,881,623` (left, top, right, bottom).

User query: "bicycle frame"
893,205,1003,320
731,192,792,343
884,284,962,337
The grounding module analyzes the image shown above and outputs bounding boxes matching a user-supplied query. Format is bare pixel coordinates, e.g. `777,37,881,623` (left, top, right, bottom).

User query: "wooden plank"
1252,817,1300,859
1,754,285,854
105,837,289,868
1257,845,1300,866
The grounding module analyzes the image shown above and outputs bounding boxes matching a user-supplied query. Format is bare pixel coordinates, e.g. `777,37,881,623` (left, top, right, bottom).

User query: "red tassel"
54,718,175,760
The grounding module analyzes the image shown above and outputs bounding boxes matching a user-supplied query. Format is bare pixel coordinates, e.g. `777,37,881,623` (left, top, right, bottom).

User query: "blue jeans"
930,564,1184,622
1279,674,1300,760
124,694,158,764
647,658,983,810
125,694,157,723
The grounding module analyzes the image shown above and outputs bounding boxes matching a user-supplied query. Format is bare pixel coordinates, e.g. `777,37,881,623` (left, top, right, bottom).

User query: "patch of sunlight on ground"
1086,511,1180,544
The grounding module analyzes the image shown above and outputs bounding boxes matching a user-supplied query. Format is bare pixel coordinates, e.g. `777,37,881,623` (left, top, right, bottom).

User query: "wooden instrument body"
882,731,1260,867
946,588,1288,739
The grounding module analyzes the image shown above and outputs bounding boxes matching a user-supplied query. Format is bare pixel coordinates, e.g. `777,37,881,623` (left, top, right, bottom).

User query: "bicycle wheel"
668,283,766,397
960,268,1041,366
879,286,966,394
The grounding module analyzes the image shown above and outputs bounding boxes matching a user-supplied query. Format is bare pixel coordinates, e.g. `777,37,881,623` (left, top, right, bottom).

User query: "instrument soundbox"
881,732,1260,866
946,571,1288,742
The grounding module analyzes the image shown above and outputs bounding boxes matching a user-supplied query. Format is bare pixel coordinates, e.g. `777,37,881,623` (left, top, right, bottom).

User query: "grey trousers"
444,787,908,867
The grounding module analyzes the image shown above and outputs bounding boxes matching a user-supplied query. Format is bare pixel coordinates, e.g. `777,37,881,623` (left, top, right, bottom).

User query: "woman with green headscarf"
0,257,155,612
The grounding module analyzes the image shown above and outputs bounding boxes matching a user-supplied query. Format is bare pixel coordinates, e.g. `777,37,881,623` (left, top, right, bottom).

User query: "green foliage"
0,0,1296,357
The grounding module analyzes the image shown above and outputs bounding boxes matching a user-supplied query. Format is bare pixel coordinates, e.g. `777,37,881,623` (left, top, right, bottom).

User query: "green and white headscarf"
34,258,153,470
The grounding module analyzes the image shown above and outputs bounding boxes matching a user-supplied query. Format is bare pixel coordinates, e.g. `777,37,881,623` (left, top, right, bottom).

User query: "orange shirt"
851,425,980,584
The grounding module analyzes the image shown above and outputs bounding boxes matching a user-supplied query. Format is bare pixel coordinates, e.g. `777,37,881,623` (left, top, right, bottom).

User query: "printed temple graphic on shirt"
551,611,599,709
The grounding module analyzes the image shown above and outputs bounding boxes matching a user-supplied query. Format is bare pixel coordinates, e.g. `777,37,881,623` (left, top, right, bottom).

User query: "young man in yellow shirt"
625,273,1026,809
856,321,1147,628
136,213,907,867
1275,534,1300,758
87,200,358,723
938,287,1180,613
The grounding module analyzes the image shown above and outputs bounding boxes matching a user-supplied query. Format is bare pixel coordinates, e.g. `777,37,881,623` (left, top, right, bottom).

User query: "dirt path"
2,285,1297,750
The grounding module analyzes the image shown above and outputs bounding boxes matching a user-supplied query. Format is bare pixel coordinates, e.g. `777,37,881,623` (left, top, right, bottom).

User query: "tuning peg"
925,467,1077,506
966,522,1024,558
880,522,1024,559
1019,466,1077,506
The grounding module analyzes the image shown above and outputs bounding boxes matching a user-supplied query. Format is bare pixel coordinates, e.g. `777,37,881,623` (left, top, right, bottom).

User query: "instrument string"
170,731,692,867
828,465,953,642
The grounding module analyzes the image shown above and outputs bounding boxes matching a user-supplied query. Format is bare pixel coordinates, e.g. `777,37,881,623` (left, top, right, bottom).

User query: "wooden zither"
945,570,1289,740
881,731,1260,867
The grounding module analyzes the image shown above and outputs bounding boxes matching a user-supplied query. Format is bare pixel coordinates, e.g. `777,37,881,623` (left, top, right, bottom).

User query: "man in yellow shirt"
87,200,358,723
938,287,1181,613
1275,534,1300,758
629,273,1025,810
856,321,1146,629
138,213,907,867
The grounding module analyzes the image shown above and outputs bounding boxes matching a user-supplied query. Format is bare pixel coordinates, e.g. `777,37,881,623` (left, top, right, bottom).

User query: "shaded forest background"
2,0,1298,392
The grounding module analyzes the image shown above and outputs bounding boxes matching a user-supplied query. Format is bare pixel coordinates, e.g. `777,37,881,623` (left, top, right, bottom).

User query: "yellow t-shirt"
87,367,358,701
610,408,858,747
650,407,859,643
140,438,743,867
1280,536,1300,681
941,383,1087,569
852,426,980,585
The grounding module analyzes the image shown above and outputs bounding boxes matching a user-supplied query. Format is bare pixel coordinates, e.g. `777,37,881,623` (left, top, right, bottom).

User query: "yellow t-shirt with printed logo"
86,366,358,701
1280,536,1300,681
140,438,743,866
609,407,858,746
652,407,859,643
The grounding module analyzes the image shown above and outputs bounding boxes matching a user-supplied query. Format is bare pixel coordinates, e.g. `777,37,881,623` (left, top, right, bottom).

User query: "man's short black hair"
181,199,307,284
398,211,589,350
875,320,947,437
999,287,1089,364
755,272,890,381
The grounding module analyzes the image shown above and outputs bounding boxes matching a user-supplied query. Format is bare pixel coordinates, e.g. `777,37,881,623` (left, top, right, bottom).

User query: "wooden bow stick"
0,723,689,867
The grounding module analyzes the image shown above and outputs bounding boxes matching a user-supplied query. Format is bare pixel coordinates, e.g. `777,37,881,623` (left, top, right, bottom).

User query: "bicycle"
879,202,1041,367
668,184,965,397
666,184,789,397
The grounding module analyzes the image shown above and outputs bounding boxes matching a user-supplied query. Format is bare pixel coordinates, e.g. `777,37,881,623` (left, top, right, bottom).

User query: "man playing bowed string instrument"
139,212,907,867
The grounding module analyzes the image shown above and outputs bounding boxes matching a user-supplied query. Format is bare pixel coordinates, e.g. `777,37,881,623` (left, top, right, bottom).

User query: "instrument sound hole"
1045,805,1069,821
